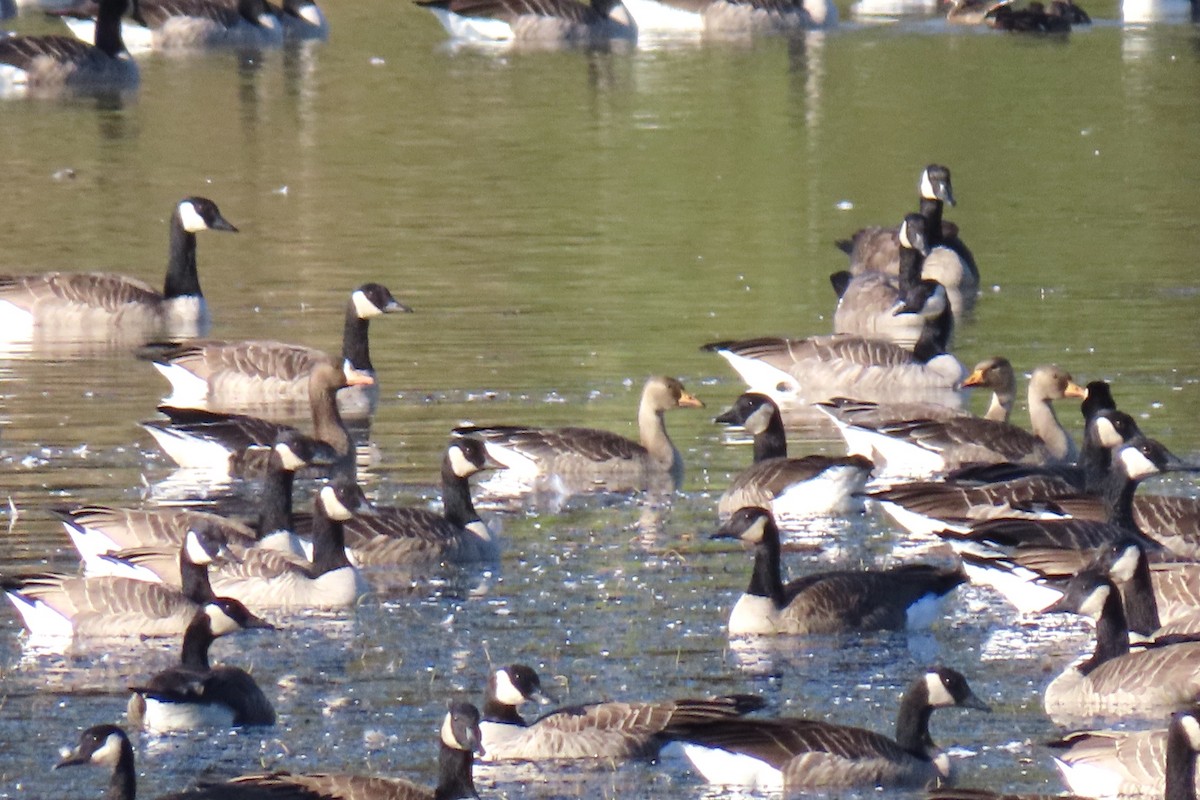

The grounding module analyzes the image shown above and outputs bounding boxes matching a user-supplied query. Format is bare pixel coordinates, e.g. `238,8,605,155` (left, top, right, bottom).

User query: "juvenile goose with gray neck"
663,668,989,790
0,0,137,97
0,198,234,342
416,0,635,43
705,279,964,408
478,663,764,761
57,0,284,53
453,375,704,493
128,598,276,732
715,392,872,518
715,506,966,635
151,283,409,417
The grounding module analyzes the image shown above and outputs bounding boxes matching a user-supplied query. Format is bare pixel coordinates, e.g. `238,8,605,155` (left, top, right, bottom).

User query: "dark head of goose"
197,597,275,638
713,392,778,436
896,211,931,259
175,197,238,236
55,723,131,771
920,164,957,206
446,435,504,479
350,282,411,320
490,663,557,710
1114,436,1197,482
443,700,485,755
183,521,236,568
272,429,341,472
318,474,376,522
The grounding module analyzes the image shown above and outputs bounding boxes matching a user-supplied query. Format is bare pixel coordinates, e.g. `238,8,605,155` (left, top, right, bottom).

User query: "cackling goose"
453,375,704,494
151,283,408,418
0,198,234,341
714,506,966,635
128,598,276,732
714,392,872,518
663,667,989,790
0,0,136,97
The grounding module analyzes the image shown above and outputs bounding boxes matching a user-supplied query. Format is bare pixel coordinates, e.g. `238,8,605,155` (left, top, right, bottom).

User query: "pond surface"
0,1,1199,798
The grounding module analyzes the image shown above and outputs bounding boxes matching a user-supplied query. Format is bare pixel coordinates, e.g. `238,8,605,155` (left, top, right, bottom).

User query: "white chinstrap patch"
925,671,957,707
319,485,355,522
177,201,208,233
493,669,528,706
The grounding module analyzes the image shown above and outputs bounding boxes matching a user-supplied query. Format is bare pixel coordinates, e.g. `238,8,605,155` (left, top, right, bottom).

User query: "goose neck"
1080,585,1131,676
179,617,214,672
1120,549,1161,637
751,414,788,462
440,458,480,528
179,552,217,603
163,213,202,301
257,454,295,537
94,0,128,58
482,695,526,725
919,196,944,246
1101,466,1139,529
108,738,137,800
911,304,953,362
746,527,788,610
341,301,373,372
1028,388,1076,462
310,501,352,577
309,379,355,476
893,683,936,758
1165,715,1199,800
433,742,477,800
638,404,678,473
897,243,925,291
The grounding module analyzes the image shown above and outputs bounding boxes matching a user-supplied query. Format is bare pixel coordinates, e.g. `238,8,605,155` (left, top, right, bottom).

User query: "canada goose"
945,0,1013,24
820,364,1085,480
618,0,835,36
714,506,966,635
985,0,1074,30
452,375,704,493
1048,709,1200,798
0,197,234,342
1,523,231,639
0,0,136,97
478,663,765,761
302,437,505,569
57,0,284,54
1042,561,1200,723
202,473,374,610
704,280,964,408
663,667,989,790
143,361,369,477
714,392,872,518
415,0,636,43
832,213,933,348
128,598,276,732
55,703,484,800
63,429,338,571
273,0,328,39
836,164,979,317
151,283,409,418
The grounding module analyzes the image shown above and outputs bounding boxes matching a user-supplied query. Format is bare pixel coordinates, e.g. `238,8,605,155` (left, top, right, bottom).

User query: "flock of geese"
0,0,1111,99
1,160,1199,800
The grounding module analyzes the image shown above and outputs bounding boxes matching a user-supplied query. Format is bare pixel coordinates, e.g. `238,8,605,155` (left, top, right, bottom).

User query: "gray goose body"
453,376,704,493
705,280,964,408
716,507,965,635
0,0,136,96
1,524,229,640
127,598,276,732
0,198,234,341
152,283,409,417
664,668,989,790
715,391,872,518
416,0,636,42
59,0,285,52
478,664,764,762
620,0,836,34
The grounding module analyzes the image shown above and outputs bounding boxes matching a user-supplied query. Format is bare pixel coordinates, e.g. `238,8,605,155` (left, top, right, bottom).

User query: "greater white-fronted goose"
705,279,964,408
1048,710,1200,798
714,506,966,635
0,198,234,342
836,164,979,315
415,0,636,43
127,598,276,732
619,0,835,36
832,213,933,348
453,375,704,493
478,663,764,761
714,392,872,518
57,0,284,53
822,363,1085,480
302,437,504,569
151,283,408,417
1,522,230,640
143,361,369,477
0,0,137,97
663,668,989,790
1042,560,1200,724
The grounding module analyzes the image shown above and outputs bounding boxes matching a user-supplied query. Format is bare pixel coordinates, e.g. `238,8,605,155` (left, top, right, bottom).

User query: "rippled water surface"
1,1,1199,798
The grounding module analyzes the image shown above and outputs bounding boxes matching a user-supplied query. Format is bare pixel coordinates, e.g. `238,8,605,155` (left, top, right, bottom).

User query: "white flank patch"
320,485,355,521
620,0,705,31
63,523,120,565
152,361,211,408
905,593,945,630
162,296,208,335
879,500,969,538
141,424,232,471
119,21,154,53
62,16,96,43
177,200,208,233
772,465,867,518
5,592,74,637
962,561,1063,615
678,742,783,790
860,430,945,480
475,441,539,478
141,697,235,733
1119,447,1159,481
925,671,957,707
493,668,528,706
428,7,514,41
0,299,35,340
712,350,800,405
1053,757,1124,798
465,520,493,543
0,63,30,98
257,530,307,559
86,554,164,583
727,593,779,636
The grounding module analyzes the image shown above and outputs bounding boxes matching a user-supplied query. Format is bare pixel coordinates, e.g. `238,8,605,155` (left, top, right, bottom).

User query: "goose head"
350,283,412,320
897,212,930,257
55,724,131,770
273,429,340,471
490,664,557,708
446,436,504,479
175,197,238,235
920,667,991,711
198,597,275,638
713,392,779,436
642,376,704,413
442,702,485,755
919,164,956,207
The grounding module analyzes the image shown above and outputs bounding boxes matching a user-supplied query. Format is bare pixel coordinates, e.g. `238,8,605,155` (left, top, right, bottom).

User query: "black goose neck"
440,457,480,528
179,552,217,603
911,304,953,363
310,502,352,577
1122,550,1161,637
341,301,373,371
163,214,202,300
746,523,787,609
1101,465,1139,530
919,196,944,246
1165,717,1199,800
433,743,477,800
1079,434,1112,495
94,0,127,58
893,682,936,758
179,617,214,672
482,695,526,725
897,243,926,291
109,738,137,800
751,414,788,462
1081,585,1131,675
257,453,295,536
